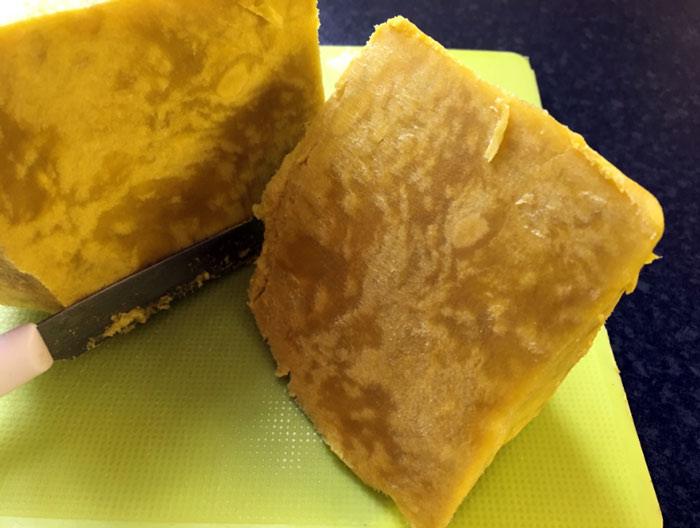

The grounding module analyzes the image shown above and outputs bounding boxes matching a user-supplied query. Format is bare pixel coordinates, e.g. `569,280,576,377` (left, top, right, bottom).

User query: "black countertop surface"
318,1,700,526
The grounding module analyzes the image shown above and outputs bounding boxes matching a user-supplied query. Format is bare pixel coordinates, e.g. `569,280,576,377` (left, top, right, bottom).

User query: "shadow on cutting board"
454,403,619,528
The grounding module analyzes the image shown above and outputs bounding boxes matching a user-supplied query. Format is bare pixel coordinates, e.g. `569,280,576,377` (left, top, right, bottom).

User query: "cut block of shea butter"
249,16,664,528
0,0,323,311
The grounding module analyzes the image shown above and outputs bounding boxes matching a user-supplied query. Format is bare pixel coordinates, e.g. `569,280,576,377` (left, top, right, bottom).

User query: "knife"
0,218,264,397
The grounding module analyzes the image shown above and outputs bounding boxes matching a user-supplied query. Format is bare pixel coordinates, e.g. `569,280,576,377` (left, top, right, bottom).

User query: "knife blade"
0,218,263,395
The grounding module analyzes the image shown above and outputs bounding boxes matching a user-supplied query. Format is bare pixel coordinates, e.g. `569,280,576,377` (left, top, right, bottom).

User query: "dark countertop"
319,1,700,526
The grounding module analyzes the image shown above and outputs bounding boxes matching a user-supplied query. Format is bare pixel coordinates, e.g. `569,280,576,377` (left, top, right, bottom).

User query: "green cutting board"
0,47,662,528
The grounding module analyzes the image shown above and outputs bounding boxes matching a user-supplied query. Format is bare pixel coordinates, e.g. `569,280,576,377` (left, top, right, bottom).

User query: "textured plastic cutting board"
0,47,661,528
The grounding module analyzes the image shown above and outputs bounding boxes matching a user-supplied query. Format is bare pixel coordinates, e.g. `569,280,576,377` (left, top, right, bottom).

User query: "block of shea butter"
0,0,323,311
249,16,664,528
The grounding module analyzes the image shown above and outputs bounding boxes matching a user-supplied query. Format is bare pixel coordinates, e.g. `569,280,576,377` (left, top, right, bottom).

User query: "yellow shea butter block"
0,0,323,311
249,17,664,528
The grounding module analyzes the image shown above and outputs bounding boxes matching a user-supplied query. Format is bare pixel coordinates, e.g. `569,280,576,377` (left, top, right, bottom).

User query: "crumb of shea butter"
85,271,215,350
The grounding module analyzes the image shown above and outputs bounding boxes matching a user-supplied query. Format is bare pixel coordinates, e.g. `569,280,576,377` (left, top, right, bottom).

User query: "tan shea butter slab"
249,16,663,528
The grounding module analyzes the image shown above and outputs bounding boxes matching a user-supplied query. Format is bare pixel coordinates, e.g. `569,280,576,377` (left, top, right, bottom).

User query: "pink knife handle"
0,324,53,396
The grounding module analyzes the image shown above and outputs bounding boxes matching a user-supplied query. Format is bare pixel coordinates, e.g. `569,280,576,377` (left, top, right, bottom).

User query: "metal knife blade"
37,218,264,360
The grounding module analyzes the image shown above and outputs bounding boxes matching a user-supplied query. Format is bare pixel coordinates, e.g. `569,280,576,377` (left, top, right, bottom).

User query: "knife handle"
0,324,54,397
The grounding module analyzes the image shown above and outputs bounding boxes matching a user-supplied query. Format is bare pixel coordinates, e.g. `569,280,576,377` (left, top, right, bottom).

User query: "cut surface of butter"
249,17,663,528
0,0,323,311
